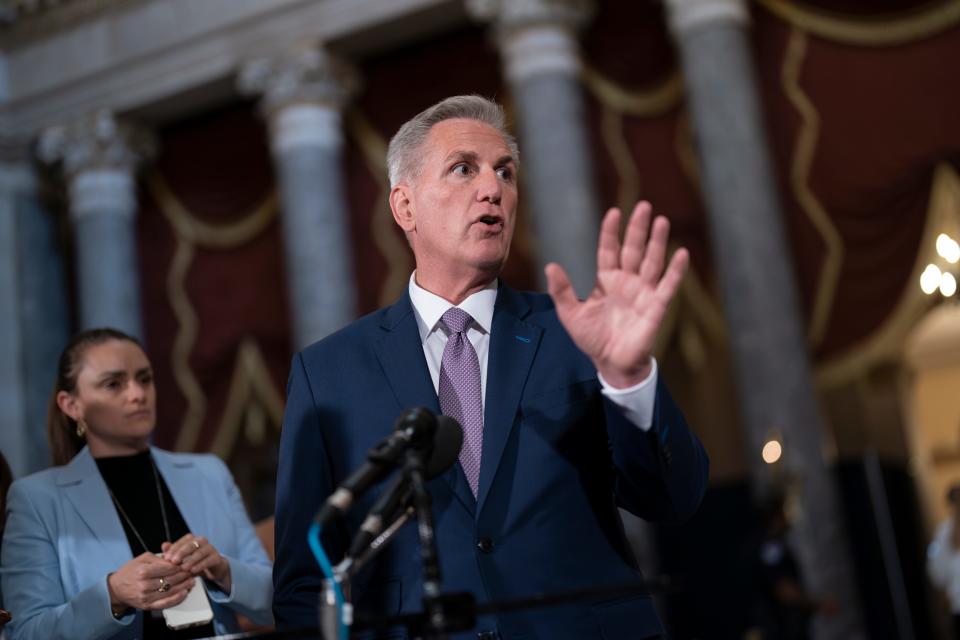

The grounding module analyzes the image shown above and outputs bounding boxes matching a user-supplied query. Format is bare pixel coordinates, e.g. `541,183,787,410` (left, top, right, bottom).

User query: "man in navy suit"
274,95,708,639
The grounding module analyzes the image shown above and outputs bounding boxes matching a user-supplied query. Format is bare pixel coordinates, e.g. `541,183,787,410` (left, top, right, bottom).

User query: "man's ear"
390,184,416,233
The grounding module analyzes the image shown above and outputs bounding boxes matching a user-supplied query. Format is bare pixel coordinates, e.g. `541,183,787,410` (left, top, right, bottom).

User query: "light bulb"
941,272,957,297
762,440,782,464
920,263,942,294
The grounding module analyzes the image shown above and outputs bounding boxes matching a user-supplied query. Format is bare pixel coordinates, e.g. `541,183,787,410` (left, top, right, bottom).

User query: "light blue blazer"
1,447,273,640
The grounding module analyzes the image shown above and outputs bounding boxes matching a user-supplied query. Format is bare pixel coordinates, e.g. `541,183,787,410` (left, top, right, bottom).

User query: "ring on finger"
191,539,201,551
157,577,171,593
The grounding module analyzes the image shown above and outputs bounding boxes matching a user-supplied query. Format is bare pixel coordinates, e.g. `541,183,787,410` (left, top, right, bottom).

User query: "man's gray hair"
386,95,520,187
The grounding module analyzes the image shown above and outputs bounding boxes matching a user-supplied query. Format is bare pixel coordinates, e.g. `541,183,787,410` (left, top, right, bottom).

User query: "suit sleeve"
1,481,134,640
203,457,274,625
604,375,709,523
273,351,342,630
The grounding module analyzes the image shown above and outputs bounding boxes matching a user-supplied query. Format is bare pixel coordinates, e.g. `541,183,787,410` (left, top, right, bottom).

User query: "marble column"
38,110,149,339
664,1,864,637
0,145,69,476
468,0,600,298
239,47,358,350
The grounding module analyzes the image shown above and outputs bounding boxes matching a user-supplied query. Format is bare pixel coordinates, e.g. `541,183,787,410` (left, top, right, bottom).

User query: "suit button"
477,632,498,640
476,537,494,553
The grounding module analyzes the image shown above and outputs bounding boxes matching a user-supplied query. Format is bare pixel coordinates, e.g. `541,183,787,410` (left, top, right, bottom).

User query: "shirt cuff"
598,358,658,432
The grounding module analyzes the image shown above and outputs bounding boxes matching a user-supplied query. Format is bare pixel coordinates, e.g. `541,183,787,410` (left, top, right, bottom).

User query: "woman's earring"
76,420,86,438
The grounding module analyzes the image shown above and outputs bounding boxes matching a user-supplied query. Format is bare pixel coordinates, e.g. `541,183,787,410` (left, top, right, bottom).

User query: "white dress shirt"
407,273,658,431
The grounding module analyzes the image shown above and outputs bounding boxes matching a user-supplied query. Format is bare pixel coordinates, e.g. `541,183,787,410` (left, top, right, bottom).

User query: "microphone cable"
308,522,348,640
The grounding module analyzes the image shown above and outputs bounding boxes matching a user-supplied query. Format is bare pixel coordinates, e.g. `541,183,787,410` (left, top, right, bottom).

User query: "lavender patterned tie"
438,307,483,498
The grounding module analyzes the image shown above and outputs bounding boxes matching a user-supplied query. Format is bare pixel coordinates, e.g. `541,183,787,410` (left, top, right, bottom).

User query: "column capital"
467,0,595,34
664,0,749,38
238,46,359,115
37,109,153,177
468,0,594,83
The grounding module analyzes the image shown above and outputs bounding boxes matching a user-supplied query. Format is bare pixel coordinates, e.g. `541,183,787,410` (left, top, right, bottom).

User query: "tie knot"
441,307,473,334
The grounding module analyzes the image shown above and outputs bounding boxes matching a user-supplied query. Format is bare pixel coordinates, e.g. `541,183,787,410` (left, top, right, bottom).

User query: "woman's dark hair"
0,449,12,539
47,328,143,466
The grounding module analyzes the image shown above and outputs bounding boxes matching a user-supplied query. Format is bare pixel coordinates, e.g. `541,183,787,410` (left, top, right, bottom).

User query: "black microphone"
314,409,458,526
346,415,463,559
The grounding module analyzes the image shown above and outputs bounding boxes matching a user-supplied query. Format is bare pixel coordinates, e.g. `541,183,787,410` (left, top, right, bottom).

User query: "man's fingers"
639,216,670,285
545,263,578,315
655,247,689,304
596,208,621,272
620,202,652,273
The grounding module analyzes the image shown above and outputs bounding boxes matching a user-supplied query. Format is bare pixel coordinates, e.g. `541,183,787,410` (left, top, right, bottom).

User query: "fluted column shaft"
664,1,864,637
0,155,69,476
40,110,148,339
470,0,599,297
241,48,357,350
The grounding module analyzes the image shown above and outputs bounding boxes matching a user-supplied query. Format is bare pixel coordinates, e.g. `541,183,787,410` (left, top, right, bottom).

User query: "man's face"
393,118,518,283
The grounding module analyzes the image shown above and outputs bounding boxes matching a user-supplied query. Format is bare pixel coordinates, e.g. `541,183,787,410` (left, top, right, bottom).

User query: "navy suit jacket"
274,284,708,639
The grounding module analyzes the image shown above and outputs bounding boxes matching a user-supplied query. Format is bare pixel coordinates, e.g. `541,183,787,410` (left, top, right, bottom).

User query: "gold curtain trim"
816,163,959,387
582,64,684,117
145,170,279,451
166,236,208,453
211,338,285,460
146,172,278,249
345,110,412,307
781,28,844,347
756,0,960,46
674,109,701,191
598,102,642,218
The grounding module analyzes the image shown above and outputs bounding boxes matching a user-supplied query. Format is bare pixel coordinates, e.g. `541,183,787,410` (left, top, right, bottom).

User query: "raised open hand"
545,201,688,388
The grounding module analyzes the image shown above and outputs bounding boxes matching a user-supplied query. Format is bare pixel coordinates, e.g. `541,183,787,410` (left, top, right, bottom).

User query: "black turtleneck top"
95,450,216,639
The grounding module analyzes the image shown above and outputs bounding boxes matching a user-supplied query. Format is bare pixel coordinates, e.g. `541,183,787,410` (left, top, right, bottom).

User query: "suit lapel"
58,447,133,562
477,286,542,515
373,293,475,515
151,448,210,538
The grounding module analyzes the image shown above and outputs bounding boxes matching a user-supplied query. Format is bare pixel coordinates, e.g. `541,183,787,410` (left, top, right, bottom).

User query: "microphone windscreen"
425,416,464,479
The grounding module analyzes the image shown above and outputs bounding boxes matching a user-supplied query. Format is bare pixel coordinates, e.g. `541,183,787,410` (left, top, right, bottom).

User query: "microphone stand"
404,447,447,639
335,507,414,580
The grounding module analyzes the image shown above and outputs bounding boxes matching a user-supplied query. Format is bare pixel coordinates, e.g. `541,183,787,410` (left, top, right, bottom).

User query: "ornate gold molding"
345,109,412,307
599,103,641,220
781,28,843,348
582,64,683,118
147,172,278,248
756,0,960,46
674,108,700,191
146,170,279,451
211,338,285,460
165,234,206,453
816,163,960,387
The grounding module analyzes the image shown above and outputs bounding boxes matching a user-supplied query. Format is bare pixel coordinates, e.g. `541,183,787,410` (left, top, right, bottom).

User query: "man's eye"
496,167,513,181
452,164,470,176
105,380,121,390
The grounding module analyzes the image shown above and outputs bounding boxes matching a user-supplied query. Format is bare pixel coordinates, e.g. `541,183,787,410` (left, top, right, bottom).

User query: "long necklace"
106,455,172,554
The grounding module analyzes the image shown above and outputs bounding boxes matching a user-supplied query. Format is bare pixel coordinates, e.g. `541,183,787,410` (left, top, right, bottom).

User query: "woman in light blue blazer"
0,328,273,640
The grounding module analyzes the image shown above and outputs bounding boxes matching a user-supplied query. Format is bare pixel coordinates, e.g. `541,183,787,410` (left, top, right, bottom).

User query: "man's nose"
476,166,502,204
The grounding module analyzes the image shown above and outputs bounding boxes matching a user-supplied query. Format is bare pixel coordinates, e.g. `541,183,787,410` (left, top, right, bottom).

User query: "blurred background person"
748,492,839,640
929,483,960,640
0,328,273,640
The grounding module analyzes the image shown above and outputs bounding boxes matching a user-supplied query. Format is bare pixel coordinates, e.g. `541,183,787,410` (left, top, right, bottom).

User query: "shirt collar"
408,271,498,344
